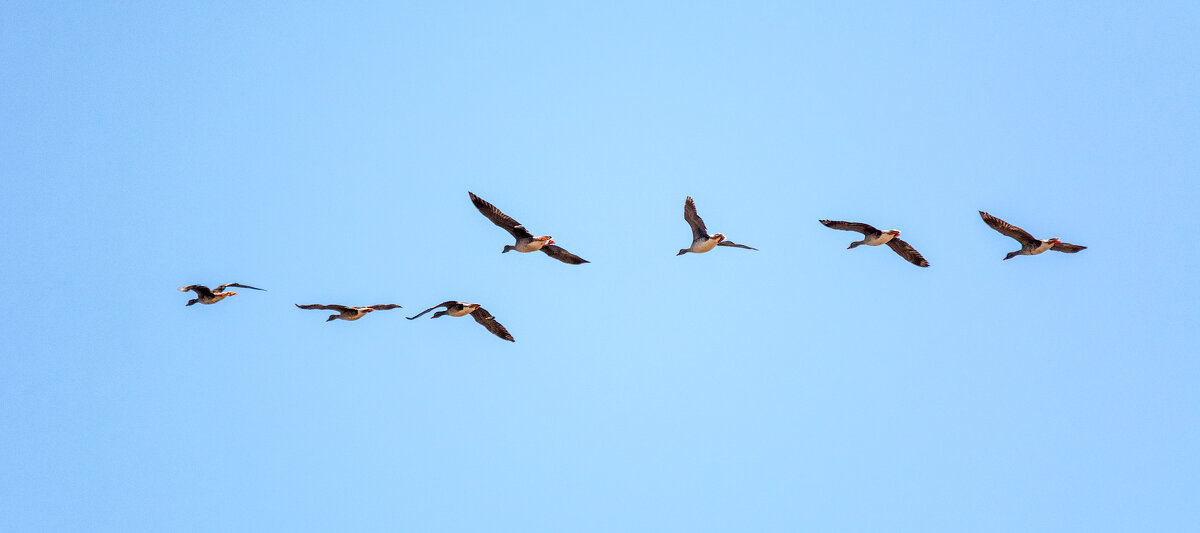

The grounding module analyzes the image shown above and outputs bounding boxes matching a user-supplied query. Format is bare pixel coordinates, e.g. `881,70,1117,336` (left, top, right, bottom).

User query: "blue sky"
2,1,1197,531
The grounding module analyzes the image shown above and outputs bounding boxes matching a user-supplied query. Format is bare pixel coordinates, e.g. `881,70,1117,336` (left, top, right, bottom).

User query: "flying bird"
406,301,515,342
295,303,403,322
179,283,265,306
468,192,588,265
979,211,1087,260
818,220,929,267
677,196,757,255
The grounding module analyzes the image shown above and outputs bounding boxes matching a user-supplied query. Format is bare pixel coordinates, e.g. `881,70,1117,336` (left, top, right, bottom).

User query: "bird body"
441,304,477,318
1028,240,1057,256
190,291,232,306
854,231,898,248
506,237,554,254
331,308,372,321
688,236,723,254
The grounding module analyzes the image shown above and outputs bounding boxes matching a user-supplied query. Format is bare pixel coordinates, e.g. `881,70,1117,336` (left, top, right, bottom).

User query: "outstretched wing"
362,303,400,312
178,285,214,298
1051,242,1087,253
885,238,930,267
471,307,515,342
469,192,534,240
684,196,709,241
716,240,757,251
540,244,589,265
367,304,403,311
979,211,1038,247
406,301,456,320
819,219,880,236
296,303,348,312
216,283,265,292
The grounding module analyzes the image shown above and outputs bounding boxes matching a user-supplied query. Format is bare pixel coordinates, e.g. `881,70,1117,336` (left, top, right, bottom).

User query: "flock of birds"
180,192,1087,342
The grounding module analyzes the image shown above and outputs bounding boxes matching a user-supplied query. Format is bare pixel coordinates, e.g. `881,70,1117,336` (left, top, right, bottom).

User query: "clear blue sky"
2,1,1197,531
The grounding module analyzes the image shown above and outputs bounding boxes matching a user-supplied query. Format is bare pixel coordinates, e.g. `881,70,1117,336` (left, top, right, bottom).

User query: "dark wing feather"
179,285,214,298
295,304,349,312
819,219,880,236
979,211,1038,246
684,197,709,241
716,240,757,251
885,238,930,267
469,192,533,239
406,301,457,320
216,283,265,292
1051,242,1087,253
540,244,589,264
471,307,515,342
367,304,403,311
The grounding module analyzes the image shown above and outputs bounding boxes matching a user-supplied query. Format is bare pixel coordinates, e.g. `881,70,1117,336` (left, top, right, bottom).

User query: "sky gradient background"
2,1,1198,531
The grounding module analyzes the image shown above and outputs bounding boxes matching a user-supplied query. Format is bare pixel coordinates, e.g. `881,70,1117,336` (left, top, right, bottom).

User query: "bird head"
363,308,375,313
227,292,238,296
888,230,901,236
713,233,726,242
1050,238,1061,244
539,236,555,245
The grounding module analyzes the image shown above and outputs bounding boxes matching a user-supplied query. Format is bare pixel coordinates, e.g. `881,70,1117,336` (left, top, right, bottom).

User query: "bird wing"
1051,242,1087,253
367,304,403,311
684,196,709,241
471,307,515,342
469,192,534,240
406,301,456,320
295,304,348,312
819,219,880,236
979,211,1038,246
179,285,214,298
540,244,589,264
885,238,930,267
216,283,265,292
716,240,757,251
